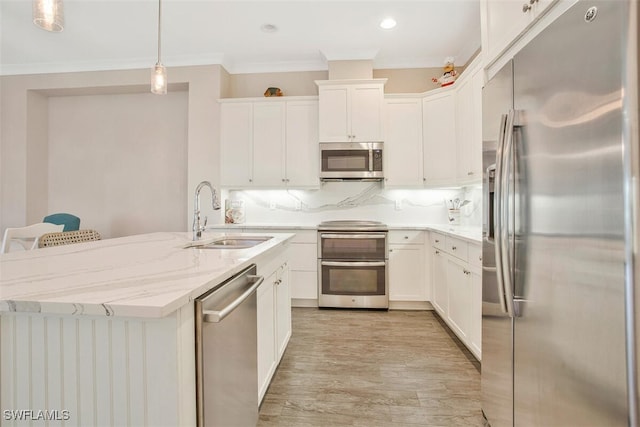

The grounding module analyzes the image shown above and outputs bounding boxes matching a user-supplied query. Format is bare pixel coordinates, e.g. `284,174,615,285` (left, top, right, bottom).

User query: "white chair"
1,223,64,254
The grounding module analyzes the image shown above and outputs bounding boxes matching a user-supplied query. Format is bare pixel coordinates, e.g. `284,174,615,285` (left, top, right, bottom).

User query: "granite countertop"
0,231,294,319
209,223,482,243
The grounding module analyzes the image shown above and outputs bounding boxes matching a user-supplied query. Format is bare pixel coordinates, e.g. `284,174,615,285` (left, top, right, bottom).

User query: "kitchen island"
0,231,293,427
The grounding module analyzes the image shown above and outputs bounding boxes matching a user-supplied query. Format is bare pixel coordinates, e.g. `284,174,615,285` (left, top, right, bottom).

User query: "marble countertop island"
0,231,293,318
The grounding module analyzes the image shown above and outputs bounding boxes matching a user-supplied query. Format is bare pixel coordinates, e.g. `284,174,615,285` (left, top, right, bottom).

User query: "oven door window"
321,262,386,296
321,150,369,172
320,234,386,260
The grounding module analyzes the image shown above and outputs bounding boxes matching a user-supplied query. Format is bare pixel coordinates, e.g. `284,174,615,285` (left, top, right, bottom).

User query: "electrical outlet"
395,199,402,210
295,200,302,211
269,200,276,210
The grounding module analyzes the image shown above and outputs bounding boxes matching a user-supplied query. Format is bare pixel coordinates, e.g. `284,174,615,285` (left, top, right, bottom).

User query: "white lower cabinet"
275,263,291,359
430,231,481,360
257,271,276,402
389,230,427,305
432,247,448,316
256,260,291,403
446,257,472,340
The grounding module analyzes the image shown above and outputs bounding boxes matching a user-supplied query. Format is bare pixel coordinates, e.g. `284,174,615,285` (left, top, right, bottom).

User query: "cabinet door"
257,273,276,402
351,84,384,142
318,86,350,142
275,264,291,360
469,267,482,359
384,98,423,187
422,93,457,186
389,244,426,301
252,102,285,186
481,0,554,65
432,249,448,316
446,258,471,340
285,101,319,187
456,63,484,184
220,103,253,187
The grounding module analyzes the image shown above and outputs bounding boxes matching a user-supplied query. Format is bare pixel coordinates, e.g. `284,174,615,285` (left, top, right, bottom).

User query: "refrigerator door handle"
500,109,517,318
493,113,512,317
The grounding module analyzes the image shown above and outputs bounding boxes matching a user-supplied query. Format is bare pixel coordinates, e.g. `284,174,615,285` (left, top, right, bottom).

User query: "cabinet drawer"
389,230,424,245
468,243,482,267
287,243,317,271
431,232,446,250
445,235,468,262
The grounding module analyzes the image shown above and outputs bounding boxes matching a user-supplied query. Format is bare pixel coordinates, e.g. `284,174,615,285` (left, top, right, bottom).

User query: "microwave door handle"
369,149,374,172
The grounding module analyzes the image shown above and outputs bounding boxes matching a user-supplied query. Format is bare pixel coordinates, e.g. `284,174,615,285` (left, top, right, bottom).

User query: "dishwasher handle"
202,274,264,323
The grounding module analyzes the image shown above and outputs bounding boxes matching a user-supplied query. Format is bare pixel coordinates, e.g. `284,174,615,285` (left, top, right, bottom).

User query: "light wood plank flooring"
258,308,484,426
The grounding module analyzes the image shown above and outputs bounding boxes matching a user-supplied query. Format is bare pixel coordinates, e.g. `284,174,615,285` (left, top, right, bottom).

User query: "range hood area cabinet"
316,79,387,143
219,97,319,189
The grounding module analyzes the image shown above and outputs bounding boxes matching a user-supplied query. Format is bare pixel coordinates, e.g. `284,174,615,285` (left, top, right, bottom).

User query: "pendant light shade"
151,63,167,95
33,0,64,32
151,0,167,95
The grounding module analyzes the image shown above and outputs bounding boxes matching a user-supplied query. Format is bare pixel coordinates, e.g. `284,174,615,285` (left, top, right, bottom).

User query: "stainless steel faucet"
192,181,221,241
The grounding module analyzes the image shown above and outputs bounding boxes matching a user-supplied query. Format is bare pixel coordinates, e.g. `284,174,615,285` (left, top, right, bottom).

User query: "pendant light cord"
157,0,162,64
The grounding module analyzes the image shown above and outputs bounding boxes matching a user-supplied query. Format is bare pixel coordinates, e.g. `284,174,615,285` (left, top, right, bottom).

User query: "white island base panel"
1,303,197,427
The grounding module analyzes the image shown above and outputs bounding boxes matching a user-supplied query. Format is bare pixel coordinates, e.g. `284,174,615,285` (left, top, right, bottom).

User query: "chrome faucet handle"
203,216,208,229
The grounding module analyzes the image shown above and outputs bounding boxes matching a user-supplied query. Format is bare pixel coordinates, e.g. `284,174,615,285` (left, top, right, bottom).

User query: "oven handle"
319,233,387,239
321,261,386,267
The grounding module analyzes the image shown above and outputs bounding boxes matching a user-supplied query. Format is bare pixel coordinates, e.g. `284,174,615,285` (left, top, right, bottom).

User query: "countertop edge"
207,223,482,243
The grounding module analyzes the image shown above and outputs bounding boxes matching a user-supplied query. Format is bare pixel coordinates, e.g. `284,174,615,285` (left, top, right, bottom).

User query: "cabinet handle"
452,246,457,251
435,250,440,255
282,179,286,182
435,239,440,243
467,171,474,176
389,249,393,253
522,3,531,12
249,179,253,183
404,236,409,239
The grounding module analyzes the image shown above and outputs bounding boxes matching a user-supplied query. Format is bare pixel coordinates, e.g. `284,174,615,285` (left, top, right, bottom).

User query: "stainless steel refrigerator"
482,1,639,426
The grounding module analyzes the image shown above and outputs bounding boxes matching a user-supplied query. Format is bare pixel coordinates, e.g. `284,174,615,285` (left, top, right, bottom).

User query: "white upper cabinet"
422,91,457,186
285,101,319,187
455,57,484,184
253,102,286,187
220,102,253,187
481,0,555,67
220,97,319,189
384,97,424,188
317,80,386,142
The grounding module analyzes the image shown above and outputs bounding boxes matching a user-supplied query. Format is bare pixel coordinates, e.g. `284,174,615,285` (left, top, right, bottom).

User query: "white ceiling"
1,0,481,76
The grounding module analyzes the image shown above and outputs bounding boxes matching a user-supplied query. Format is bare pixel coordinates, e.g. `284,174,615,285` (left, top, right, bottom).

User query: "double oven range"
317,220,389,309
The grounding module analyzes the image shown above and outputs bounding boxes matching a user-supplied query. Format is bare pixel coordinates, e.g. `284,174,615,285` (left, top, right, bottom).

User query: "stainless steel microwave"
319,142,383,181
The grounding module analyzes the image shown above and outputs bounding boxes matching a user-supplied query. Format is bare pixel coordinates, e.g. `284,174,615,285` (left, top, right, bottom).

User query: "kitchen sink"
184,236,273,249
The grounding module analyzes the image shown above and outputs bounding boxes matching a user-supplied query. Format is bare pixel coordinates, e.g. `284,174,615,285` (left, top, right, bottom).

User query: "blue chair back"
43,213,80,232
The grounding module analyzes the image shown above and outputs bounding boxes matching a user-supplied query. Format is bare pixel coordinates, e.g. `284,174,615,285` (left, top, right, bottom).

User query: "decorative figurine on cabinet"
432,57,458,88
264,87,283,97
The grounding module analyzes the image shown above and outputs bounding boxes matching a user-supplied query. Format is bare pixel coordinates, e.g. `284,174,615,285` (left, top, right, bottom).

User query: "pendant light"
33,0,64,32
151,0,167,95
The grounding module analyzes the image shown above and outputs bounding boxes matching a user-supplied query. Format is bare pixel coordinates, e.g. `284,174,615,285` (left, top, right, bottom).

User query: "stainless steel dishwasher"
195,264,263,427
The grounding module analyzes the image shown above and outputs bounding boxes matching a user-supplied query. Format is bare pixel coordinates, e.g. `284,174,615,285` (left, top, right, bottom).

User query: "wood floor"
258,308,484,426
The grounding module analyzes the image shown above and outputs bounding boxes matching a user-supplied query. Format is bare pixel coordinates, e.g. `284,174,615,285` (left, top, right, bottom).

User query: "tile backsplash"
219,182,481,227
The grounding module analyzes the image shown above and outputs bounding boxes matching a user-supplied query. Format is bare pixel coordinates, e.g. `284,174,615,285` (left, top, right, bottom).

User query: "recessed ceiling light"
379,17,397,30
261,24,278,33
